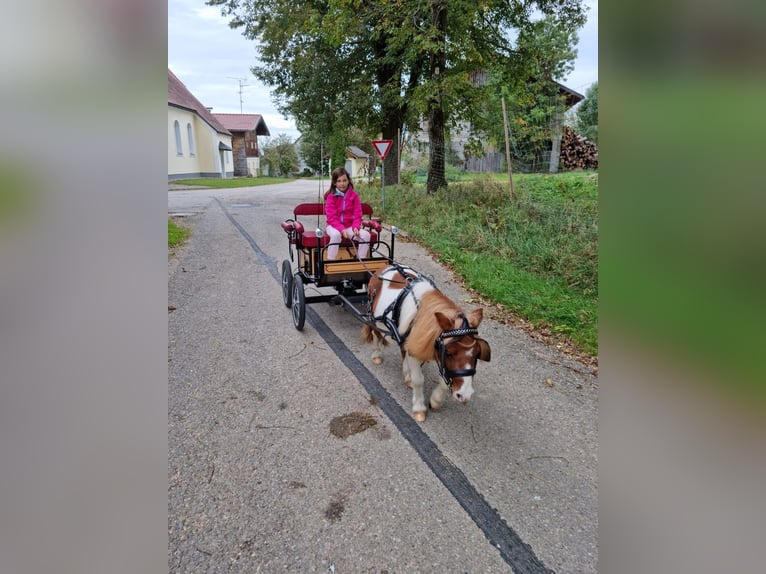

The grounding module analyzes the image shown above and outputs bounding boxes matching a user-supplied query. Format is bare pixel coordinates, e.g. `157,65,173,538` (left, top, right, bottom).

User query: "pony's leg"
371,331,384,365
362,325,386,365
404,352,427,421
401,348,413,388
429,382,450,411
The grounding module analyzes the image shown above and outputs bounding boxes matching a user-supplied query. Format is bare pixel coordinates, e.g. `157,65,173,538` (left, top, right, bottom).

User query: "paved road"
168,180,598,573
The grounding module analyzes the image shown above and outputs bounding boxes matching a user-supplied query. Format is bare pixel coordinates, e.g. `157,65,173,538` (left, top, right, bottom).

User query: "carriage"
279,201,398,330
279,199,490,422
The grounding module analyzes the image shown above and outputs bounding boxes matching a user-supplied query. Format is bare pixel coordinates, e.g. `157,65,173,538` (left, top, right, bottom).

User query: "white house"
168,69,233,180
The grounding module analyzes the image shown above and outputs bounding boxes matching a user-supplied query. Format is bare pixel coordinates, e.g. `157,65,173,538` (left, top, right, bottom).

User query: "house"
345,146,370,179
168,69,233,180
212,114,271,177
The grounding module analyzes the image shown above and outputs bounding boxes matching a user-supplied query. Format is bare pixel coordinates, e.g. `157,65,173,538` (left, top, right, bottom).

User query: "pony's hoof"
429,401,442,411
413,411,427,422
405,379,413,389
372,356,383,365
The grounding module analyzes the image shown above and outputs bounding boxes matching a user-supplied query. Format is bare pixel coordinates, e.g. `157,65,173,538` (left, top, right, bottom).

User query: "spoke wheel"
291,274,306,330
281,260,293,307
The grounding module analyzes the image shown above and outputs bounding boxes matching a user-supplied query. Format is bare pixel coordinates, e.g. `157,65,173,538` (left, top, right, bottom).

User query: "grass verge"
168,218,190,247
357,171,598,362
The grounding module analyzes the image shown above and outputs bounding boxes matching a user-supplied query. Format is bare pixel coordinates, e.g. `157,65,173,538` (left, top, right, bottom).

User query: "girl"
324,167,371,259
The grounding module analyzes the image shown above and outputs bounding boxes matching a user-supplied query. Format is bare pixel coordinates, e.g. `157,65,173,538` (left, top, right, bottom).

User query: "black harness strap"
371,264,436,346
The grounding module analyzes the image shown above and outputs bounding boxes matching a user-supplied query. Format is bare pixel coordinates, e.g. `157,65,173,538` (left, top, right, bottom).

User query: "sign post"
371,139,393,212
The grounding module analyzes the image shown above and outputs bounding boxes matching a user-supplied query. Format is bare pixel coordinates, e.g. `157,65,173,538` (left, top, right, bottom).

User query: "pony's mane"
404,290,462,361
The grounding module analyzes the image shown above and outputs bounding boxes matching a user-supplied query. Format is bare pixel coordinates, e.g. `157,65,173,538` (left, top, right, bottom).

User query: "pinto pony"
361,264,491,421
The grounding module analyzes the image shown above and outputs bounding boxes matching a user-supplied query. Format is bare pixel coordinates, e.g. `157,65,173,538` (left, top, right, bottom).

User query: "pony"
361,264,491,421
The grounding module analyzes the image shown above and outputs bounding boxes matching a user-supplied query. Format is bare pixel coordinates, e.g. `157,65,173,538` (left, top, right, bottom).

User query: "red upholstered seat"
298,230,378,249
284,202,379,251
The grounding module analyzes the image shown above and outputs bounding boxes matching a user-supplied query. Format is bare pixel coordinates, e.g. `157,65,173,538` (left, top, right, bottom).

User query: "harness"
369,263,436,346
434,313,480,391
370,265,481,392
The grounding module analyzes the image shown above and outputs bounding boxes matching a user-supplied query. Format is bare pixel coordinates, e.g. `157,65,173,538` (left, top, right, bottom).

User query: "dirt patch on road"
329,411,377,439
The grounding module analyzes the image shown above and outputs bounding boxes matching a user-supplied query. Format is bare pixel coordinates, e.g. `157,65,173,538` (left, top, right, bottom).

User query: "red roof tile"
213,113,271,136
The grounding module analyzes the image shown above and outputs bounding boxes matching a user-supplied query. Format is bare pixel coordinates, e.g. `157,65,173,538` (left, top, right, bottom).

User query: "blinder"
434,313,485,391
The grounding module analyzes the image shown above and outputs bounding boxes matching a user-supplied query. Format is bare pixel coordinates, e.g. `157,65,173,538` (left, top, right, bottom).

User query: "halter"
434,313,480,391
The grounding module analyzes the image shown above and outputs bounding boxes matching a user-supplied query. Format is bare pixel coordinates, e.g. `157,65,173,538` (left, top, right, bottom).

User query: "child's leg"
356,228,371,258
325,226,341,259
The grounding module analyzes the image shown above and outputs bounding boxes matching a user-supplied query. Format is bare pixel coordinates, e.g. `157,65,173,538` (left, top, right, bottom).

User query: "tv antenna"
228,77,249,113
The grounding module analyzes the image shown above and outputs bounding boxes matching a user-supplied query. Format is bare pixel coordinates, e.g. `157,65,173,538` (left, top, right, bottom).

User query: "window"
174,120,183,155
187,123,195,156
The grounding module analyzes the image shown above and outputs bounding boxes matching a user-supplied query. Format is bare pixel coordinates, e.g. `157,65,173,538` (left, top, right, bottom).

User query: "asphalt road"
168,179,598,573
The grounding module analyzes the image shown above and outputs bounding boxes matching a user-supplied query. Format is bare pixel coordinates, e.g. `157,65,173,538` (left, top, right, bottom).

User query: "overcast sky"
168,0,598,142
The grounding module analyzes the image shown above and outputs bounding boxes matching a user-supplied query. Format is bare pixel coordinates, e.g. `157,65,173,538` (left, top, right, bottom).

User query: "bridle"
434,313,480,391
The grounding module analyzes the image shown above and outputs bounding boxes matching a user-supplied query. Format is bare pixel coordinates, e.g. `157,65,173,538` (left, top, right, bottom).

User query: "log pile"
559,126,598,170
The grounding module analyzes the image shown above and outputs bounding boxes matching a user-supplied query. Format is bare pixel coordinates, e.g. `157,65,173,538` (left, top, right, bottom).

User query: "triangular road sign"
372,139,393,160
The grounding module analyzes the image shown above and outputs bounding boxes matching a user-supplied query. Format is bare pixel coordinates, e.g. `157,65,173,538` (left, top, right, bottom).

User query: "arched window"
186,123,195,156
174,120,183,155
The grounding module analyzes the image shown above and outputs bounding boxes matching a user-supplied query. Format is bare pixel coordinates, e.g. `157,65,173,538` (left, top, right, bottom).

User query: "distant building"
168,69,233,180
345,146,370,179
213,114,271,177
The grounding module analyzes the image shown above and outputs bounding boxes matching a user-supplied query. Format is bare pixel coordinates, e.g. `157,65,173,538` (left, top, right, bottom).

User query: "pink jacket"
325,187,363,232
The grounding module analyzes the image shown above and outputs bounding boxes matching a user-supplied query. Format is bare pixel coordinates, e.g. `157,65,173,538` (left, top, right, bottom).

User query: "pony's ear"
434,312,454,331
476,338,491,362
467,307,484,327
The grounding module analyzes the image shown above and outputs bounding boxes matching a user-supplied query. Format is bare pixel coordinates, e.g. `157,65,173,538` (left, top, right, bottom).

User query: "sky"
168,0,598,142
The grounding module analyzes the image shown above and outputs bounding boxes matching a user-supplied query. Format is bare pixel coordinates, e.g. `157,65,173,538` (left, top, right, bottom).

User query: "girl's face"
335,173,350,192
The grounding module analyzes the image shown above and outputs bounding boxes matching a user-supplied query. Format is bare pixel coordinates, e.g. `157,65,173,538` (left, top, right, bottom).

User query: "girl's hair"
324,167,353,199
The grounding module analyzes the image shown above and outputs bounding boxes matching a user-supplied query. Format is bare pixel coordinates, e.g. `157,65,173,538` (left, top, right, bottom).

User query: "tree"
262,134,298,177
208,0,587,192
575,81,598,144
476,15,581,172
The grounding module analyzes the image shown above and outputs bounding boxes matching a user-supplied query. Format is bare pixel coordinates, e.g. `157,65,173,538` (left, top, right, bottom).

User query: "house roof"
213,113,271,136
553,81,585,108
346,145,369,158
168,69,231,136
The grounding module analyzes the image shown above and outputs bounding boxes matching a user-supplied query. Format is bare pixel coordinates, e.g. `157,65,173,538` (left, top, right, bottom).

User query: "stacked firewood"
559,126,598,170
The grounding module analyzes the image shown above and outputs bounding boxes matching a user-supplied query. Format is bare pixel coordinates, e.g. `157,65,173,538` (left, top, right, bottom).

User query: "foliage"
472,16,580,172
358,171,598,354
575,81,598,144
262,134,299,176
208,0,587,191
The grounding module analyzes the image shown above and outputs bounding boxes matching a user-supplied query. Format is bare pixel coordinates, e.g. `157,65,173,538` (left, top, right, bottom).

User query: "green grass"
168,218,191,247
357,171,598,356
170,176,294,188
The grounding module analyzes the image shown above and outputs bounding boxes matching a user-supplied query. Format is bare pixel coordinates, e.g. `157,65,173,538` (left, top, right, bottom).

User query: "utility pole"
228,77,249,113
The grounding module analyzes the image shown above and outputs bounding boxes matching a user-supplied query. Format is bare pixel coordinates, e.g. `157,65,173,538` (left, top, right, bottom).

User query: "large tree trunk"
426,0,447,194
375,39,402,187
381,120,400,187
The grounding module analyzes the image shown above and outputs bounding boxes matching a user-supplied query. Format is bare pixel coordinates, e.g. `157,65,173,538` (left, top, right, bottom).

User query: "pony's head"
433,307,491,403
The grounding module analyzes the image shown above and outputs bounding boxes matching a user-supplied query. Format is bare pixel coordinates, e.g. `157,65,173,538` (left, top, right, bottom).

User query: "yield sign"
371,139,393,161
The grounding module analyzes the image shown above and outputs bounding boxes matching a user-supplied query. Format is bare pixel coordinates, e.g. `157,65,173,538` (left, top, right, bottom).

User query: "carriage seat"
281,202,381,249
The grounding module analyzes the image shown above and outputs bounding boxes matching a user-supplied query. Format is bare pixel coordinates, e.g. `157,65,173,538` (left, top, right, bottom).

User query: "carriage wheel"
291,273,306,330
281,260,293,307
